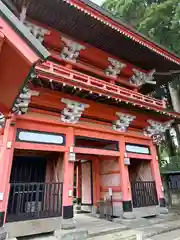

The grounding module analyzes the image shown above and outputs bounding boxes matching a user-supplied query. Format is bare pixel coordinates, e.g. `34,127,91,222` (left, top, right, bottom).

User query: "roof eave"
66,0,180,66
0,1,50,60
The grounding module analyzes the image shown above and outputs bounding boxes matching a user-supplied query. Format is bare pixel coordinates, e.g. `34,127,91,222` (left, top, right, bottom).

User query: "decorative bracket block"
113,112,136,132
144,119,174,145
130,69,156,86
24,21,50,43
61,98,89,124
0,113,5,128
60,37,85,62
105,57,126,78
12,86,39,115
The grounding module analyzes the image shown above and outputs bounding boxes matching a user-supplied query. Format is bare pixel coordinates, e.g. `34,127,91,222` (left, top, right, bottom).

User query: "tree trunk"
168,83,180,147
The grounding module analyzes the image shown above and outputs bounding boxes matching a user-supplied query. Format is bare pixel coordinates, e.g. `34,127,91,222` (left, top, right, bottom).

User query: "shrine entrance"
74,135,120,215
6,150,63,222
129,158,158,208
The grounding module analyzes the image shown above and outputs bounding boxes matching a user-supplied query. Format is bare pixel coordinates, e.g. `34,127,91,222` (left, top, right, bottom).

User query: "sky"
90,0,104,6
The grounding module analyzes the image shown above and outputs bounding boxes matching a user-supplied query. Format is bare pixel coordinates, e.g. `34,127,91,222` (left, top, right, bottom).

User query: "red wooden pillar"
150,142,167,210
62,127,75,228
95,157,100,204
92,160,96,208
92,157,100,213
0,116,16,226
76,161,81,205
118,137,134,218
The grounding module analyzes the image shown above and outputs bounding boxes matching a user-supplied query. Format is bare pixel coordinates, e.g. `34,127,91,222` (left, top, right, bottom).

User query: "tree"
102,0,180,155
138,0,180,54
102,0,146,27
102,0,180,54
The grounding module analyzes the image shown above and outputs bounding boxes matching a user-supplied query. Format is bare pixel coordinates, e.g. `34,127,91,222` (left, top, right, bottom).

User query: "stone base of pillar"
159,198,168,214
123,212,136,219
159,207,169,215
0,227,7,240
91,206,98,215
61,218,76,230
75,203,82,214
122,201,135,219
76,205,81,211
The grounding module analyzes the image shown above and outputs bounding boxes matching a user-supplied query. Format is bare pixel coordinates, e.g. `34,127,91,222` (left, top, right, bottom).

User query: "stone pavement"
151,229,180,240
75,214,128,237
14,212,180,240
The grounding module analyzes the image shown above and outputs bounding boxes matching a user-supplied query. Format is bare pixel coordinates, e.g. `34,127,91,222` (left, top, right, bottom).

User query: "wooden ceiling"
5,0,180,73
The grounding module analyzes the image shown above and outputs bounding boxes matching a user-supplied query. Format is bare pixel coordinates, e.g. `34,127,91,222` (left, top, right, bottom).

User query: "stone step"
88,230,145,240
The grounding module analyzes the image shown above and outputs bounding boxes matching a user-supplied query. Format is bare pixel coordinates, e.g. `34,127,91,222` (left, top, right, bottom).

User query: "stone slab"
137,218,180,238
0,227,6,240
114,217,150,228
151,229,180,240
54,229,88,240
133,206,158,218
88,230,144,240
75,214,127,237
5,217,62,238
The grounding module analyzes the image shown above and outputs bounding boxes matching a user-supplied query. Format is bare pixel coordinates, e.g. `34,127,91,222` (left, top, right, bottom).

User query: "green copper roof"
0,1,50,60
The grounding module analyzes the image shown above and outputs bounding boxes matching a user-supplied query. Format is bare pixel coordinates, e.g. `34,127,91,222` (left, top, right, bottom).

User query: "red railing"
35,61,166,111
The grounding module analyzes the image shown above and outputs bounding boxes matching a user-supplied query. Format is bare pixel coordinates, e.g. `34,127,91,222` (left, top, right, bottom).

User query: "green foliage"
160,154,180,172
102,0,146,27
138,0,180,54
102,0,180,55
170,75,180,92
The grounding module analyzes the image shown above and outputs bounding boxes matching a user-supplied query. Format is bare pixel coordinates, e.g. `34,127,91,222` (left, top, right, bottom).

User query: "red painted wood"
74,147,120,156
100,186,121,192
36,61,166,111
118,137,132,201
0,18,40,111
29,87,172,125
15,142,67,152
62,127,74,208
150,143,164,199
100,170,120,175
127,153,152,160
50,50,136,89
0,116,16,223
100,198,122,203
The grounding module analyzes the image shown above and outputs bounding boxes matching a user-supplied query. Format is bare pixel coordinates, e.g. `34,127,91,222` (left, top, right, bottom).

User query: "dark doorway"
129,158,158,208
10,156,47,183
7,153,62,222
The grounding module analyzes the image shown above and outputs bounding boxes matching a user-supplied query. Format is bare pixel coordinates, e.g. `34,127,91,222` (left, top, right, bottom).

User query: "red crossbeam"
35,61,166,111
